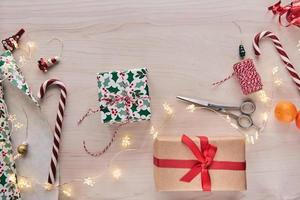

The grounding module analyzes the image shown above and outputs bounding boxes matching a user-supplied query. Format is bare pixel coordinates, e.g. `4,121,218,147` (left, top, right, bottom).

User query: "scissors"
176,96,257,129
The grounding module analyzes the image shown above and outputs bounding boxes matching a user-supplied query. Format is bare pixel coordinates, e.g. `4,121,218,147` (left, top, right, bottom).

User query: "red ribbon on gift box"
153,135,246,191
268,0,300,27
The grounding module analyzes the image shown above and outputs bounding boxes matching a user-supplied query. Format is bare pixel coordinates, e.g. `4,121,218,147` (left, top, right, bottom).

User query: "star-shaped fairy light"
83,177,95,187
121,135,131,148
112,168,122,180
163,103,174,116
186,104,196,112
18,56,26,64
150,126,158,139
14,122,24,129
8,114,16,122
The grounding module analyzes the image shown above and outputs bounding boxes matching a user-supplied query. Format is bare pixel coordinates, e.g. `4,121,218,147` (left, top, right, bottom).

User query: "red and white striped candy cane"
253,30,300,91
38,79,67,185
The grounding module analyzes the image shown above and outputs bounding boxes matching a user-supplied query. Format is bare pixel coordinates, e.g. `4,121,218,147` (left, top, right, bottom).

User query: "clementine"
274,100,297,123
296,111,300,129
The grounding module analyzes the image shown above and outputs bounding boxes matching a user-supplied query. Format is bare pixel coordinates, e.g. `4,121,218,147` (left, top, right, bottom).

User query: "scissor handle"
237,114,254,129
240,100,256,115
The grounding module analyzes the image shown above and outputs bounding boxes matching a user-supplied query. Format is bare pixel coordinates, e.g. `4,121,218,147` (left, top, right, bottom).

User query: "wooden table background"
2,0,300,199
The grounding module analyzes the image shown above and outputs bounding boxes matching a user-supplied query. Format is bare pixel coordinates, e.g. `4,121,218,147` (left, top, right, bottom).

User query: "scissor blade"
176,96,210,107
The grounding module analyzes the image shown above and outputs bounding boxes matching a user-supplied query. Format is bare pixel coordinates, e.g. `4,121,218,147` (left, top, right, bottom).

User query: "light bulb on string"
272,66,279,75
186,104,196,112
121,135,131,148
257,90,270,103
18,55,27,65
83,177,96,187
43,182,54,191
18,177,32,190
272,66,282,86
8,114,16,122
61,185,72,197
255,131,259,140
112,168,122,180
261,112,268,122
150,126,158,139
163,103,174,116
14,122,24,129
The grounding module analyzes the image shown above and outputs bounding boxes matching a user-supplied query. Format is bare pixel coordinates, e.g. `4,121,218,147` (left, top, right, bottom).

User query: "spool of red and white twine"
253,31,300,91
37,79,67,185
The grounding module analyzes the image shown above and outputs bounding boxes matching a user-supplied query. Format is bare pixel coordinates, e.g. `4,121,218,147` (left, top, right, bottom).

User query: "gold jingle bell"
17,143,28,156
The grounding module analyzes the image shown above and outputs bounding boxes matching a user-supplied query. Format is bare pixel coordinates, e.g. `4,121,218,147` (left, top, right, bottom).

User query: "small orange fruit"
296,111,300,129
274,100,297,123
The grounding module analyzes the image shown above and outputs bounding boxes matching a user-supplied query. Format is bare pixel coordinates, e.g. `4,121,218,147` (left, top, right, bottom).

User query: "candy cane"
253,31,300,91
37,79,67,185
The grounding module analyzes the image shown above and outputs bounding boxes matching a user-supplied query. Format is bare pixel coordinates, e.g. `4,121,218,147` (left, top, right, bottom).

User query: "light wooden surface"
2,0,300,199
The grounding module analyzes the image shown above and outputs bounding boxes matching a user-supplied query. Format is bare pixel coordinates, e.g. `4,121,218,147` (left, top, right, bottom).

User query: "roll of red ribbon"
268,0,300,27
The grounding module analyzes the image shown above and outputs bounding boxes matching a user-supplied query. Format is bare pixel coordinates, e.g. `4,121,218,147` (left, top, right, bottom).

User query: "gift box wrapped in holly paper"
97,68,151,124
153,134,246,191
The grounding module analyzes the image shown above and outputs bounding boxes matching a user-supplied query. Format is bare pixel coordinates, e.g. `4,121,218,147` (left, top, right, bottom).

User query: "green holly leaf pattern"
101,106,110,114
115,115,122,122
143,100,150,107
103,77,110,87
21,84,28,92
0,50,38,106
10,79,18,87
0,60,5,66
145,84,149,96
135,81,144,88
116,102,125,109
111,72,119,83
97,80,102,89
107,86,120,94
138,109,151,117
0,174,7,186
136,70,146,79
103,114,112,123
131,103,137,112
127,71,134,83
119,110,127,116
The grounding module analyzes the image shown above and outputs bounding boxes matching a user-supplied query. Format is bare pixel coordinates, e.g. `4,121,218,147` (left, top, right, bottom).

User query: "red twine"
268,0,300,27
153,135,246,191
213,59,263,95
233,59,263,95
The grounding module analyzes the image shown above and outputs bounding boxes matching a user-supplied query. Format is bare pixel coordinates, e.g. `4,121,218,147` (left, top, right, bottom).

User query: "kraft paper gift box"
97,68,151,124
153,134,246,191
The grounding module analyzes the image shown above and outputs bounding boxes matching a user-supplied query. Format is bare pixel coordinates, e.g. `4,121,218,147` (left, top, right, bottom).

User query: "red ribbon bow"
180,135,217,191
268,0,300,27
153,135,246,191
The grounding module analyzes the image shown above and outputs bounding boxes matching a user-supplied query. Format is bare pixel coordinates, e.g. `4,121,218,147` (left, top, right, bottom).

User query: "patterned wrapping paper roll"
0,49,39,199
0,83,21,199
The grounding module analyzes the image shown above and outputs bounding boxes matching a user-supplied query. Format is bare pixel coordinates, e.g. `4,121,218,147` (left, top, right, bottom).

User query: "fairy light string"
9,79,278,198
6,77,278,198
3,35,283,198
